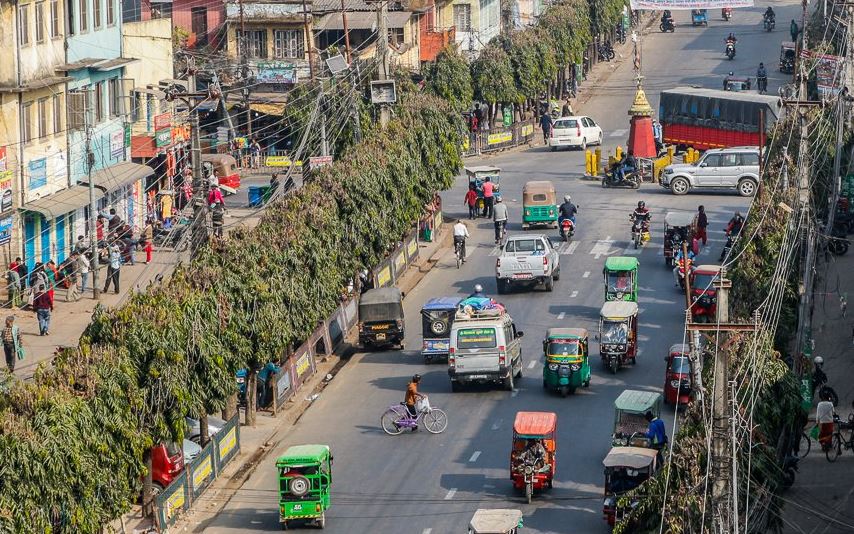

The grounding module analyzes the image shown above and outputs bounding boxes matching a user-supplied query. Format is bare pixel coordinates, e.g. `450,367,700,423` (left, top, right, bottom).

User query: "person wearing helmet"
558,194,578,231
614,150,637,184
493,196,509,244
632,201,651,231
723,71,736,90
405,374,425,420
469,284,486,299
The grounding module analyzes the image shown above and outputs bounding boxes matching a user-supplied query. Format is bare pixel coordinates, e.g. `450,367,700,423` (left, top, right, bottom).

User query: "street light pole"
85,100,100,300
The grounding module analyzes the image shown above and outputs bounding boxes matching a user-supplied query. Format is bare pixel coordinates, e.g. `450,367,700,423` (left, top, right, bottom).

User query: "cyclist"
405,374,425,419
493,197,509,244
453,220,470,263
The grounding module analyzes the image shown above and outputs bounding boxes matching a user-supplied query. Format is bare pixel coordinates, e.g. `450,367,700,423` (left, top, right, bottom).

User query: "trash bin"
260,185,272,203
248,186,263,207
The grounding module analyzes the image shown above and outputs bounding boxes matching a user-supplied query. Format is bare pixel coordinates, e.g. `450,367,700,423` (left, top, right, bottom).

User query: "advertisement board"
110,130,125,159
0,216,12,245
155,113,172,148
0,171,13,212
257,62,298,84
800,51,843,97
28,158,47,190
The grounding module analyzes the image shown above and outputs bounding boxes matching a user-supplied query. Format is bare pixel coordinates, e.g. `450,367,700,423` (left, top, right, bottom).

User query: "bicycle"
794,430,811,458
825,412,854,462
381,397,448,435
495,220,507,247
454,238,465,269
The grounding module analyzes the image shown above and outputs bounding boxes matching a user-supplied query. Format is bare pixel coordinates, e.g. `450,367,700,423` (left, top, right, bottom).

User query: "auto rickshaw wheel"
560,386,569,398
543,379,547,389
553,268,561,281
450,380,462,393
316,512,326,529
281,521,289,530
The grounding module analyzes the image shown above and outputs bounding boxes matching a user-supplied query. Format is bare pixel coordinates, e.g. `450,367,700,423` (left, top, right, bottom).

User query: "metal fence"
463,119,537,157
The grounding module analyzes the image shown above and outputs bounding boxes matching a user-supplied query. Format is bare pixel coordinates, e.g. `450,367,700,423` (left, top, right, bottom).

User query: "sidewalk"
113,222,453,533
782,251,854,533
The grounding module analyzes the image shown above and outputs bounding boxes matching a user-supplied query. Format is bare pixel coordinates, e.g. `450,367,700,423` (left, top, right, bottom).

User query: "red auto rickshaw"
202,154,241,191
690,265,721,322
511,411,556,503
663,344,693,405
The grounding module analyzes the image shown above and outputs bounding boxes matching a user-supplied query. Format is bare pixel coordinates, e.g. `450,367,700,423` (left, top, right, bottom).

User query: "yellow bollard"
686,147,694,164
594,147,602,176
667,145,675,160
585,149,592,175
615,146,623,161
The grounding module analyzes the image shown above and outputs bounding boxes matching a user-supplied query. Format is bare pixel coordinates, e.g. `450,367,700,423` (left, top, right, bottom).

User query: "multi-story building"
172,0,226,49
440,0,499,58
0,0,73,267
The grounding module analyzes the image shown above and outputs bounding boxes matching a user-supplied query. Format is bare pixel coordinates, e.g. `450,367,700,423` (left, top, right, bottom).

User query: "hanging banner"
154,113,172,148
629,0,753,9
0,146,7,171
110,130,125,159
0,171,13,212
0,215,11,245
28,158,47,190
800,51,844,98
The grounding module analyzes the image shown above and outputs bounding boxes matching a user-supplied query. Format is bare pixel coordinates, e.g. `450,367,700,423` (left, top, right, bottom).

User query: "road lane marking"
610,128,628,137
469,451,482,462
591,236,615,259
445,488,457,500
570,290,579,298
422,529,433,534
558,311,566,320
639,307,646,313
489,246,501,256
565,241,579,255
491,419,503,430
528,360,537,369
582,271,590,278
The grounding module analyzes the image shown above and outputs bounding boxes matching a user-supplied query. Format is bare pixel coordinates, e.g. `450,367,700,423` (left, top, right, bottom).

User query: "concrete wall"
173,0,225,48
66,0,123,62
17,0,66,81
122,18,173,87
0,1,18,85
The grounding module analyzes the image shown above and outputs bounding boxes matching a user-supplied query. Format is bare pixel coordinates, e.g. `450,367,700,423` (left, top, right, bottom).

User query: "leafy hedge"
0,92,463,532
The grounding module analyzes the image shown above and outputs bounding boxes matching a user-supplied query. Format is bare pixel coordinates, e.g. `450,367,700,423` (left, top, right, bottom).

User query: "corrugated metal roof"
315,10,411,30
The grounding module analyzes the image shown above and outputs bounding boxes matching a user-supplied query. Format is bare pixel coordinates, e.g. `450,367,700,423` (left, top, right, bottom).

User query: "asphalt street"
199,3,801,532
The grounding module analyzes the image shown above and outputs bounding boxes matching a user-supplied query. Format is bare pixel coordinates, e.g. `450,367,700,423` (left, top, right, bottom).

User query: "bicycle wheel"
456,251,462,269
381,408,405,435
797,431,811,458
423,408,448,434
826,434,842,462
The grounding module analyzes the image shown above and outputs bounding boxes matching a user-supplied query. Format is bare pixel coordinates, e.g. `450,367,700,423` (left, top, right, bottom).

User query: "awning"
315,11,411,30
23,186,104,220
95,57,137,71
0,76,73,93
81,162,155,194
250,102,286,115
54,58,102,71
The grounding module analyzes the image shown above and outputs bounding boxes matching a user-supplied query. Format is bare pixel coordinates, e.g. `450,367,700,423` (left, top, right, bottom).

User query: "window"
93,0,101,28
94,81,104,123
721,153,739,167
22,102,33,143
273,29,304,59
701,154,722,168
49,0,60,37
237,30,267,59
67,91,87,130
52,94,62,133
106,0,114,25
388,27,404,46
35,2,45,42
79,0,88,32
191,7,208,46
18,4,30,46
66,0,75,35
740,153,759,166
150,0,171,19
108,78,120,117
453,4,471,31
37,98,48,138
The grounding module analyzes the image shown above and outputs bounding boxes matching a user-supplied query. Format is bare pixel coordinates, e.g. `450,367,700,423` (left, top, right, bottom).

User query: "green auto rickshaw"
277,444,332,529
522,180,558,230
603,257,639,302
542,327,590,396
611,390,662,447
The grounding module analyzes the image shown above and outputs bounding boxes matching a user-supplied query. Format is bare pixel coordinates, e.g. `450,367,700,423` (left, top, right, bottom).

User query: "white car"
549,116,603,151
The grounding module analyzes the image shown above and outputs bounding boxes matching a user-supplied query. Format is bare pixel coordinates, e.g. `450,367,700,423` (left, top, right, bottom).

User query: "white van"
448,307,524,392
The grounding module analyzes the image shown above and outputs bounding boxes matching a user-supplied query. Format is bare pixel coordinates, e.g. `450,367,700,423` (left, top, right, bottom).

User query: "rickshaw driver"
644,411,668,462
469,284,486,299
558,195,578,228
404,374,425,419
603,321,629,343
518,439,547,468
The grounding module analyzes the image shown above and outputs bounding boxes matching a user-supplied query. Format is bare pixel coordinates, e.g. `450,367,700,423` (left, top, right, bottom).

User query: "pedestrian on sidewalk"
816,392,836,450
77,252,90,294
28,263,47,298
142,219,154,264
64,253,80,302
250,138,262,169
45,260,58,302
540,113,553,145
482,177,495,219
270,173,280,194
103,244,121,294
561,101,573,117
15,259,27,291
33,283,53,336
790,19,799,43
2,316,23,372
6,268,21,308
695,205,708,246
464,185,478,220
73,234,88,255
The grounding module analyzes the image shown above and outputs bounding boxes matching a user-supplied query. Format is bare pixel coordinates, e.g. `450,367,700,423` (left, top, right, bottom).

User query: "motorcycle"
813,365,839,406
722,7,732,20
560,219,575,242
630,216,649,249
659,18,675,32
726,42,736,60
763,16,775,31
598,42,616,62
829,221,850,255
718,234,738,262
757,75,768,94
603,167,641,189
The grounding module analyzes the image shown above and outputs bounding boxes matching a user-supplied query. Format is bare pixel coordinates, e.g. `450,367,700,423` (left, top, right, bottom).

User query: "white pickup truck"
495,235,560,293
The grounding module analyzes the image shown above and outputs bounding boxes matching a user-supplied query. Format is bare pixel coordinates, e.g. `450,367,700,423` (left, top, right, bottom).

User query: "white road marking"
557,311,566,320
491,419,503,431
556,241,579,255
445,488,457,500
591,236,615,259
483,484,496,489
528,360,537,369
488,246,502,257
657,249,664,256
570,290,579,298
610,128,628,137
469,451,482,462
582,271,590,278
639,307,646,313
422,529,433,534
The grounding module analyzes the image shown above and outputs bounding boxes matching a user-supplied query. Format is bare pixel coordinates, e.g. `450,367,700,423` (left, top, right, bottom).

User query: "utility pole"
302,0,315,80
376,0,390,127
793,109,813,377
351,62,363,143
189,112,207,256
238,0,253,138
85,98,100,300
827,9,853,240
341,0,352,63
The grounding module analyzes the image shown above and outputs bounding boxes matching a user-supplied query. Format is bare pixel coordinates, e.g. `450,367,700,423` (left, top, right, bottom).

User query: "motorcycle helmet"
728,71,734,76
412,374,422,383
564,195,572,202
496,196,503,203
638,201,646,209
814,356,824,366
474,284,483,293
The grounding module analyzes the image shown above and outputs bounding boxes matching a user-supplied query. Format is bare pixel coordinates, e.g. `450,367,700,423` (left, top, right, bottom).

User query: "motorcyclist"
631,201,651,230
614,150,637,183
453,220,470,263
725,211,745,237
661,9,673,28
469,284,486,299
558,194,578,229
723,71,735,90
763,6,775,23
726,32,738,45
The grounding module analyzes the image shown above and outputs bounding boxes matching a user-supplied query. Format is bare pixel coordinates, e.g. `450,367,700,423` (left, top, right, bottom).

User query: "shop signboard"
28,158,47,190
111,130,125,159
0,171,12,212
0,216,12,245
257,62,298,84
155,113,172,147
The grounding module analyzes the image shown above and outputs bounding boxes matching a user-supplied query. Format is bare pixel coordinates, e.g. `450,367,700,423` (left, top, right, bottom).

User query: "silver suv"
660,147,760,196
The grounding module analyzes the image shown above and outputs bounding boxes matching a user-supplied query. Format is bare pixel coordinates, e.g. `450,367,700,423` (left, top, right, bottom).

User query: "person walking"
464,185,478,220
45,260,58,303
65,253,80,302
482,177,495,219
103,244,122,294
695,205,708,246
250,138,262,169
15,258,27,291
790,19,799,43
2,316,22,372
142,220,154,264
816,391,836,450
540,112,554,145
33,283,53,336
6,268,20,308
78,251,90,295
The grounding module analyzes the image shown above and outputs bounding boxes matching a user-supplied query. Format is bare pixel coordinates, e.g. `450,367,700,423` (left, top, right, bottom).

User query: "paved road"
199,3,800,532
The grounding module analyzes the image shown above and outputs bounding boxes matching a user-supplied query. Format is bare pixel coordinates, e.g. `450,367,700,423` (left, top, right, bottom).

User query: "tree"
471,46,517,129
427,46,474,111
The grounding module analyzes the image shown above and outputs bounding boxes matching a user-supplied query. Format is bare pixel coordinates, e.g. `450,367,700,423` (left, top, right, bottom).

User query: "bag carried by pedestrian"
809,424,820,440
12,325,23,361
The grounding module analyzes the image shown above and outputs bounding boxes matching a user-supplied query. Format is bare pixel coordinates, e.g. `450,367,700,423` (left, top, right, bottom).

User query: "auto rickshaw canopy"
604,256,639,273
614,389,662,417
465,166,502,179
602,446,659,469
545,327,588,340
513,411,557,438
469,509,524,533
359,287,404,321
599,301,639,320
664,212,696,228
522,181,556,205
669,343,691,356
